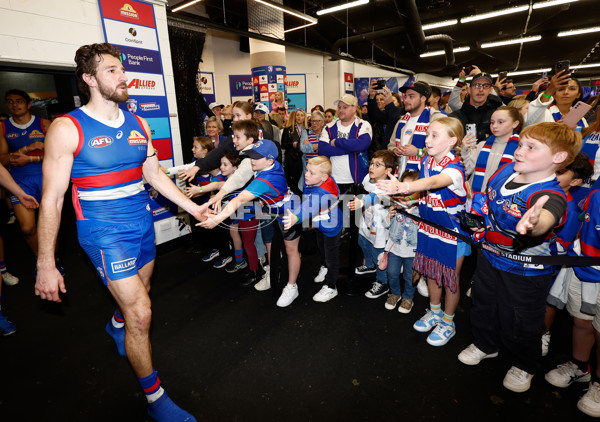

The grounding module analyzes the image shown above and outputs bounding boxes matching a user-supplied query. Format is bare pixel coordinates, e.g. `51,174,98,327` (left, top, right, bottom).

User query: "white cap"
208,102,223,110
254,103,269,114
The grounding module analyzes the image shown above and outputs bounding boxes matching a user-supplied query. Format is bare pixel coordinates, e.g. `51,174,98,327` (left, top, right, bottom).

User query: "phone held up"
554,60,570,84
376,79,386,90
466,123,477,139
498,71,507,81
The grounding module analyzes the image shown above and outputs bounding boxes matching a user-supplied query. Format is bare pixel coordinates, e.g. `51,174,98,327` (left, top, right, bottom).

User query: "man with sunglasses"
449,67,503,144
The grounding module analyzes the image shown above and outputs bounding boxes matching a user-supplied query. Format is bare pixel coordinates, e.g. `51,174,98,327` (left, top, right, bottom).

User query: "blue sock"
0,261,7,274
139,370,165,403
234,249,244,263
105,310,126,357
145,381,197,422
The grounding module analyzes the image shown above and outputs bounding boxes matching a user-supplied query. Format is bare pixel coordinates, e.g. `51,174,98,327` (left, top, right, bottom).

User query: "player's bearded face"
98,78,129,103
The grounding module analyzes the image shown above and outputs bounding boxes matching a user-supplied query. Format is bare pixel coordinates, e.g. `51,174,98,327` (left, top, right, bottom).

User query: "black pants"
470,250,553,374
315,230,341,289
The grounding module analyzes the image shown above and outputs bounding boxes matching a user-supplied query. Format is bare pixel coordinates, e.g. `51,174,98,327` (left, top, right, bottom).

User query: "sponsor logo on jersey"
128,130,147,145
96,266,105,279
120,3,139,20
128,78,156,89
88,136,114,148
29,130,45,139
140,102,160,111
116,130,124,139
503,200,522,218
111,257,137,273
6,133,19,139
585,213,590,222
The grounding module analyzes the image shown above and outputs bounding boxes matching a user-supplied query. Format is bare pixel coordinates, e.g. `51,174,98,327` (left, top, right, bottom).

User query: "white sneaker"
2,272,19,286
503,366,534,393
466,287,472,298
541,331,551,357
545,361,591,388
416,278,429,297
314,266,328,283
254,266,271,291
578,382,600,417
458,343,499,366
313,285,337,302
276,283,299,307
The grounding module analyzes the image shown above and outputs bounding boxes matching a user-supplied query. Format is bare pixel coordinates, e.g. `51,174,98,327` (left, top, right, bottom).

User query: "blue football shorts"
10,173,43,205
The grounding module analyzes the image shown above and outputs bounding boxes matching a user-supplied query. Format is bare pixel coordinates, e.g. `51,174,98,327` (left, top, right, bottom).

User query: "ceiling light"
532,0,579,9
422,19,458,31
558,26,600,37
461,6,529,23
420,46,470,58
481,35,542,49
571,63,600,70
505,67,552,77
284,22,318,33
316,0,369,16
171,0,202,13
253,0,317,23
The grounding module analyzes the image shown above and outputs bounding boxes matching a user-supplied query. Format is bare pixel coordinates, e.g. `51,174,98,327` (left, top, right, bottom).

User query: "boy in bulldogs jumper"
457,122,582,393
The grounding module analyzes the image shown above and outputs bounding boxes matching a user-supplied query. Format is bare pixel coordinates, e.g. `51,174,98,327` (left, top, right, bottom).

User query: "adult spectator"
429,86,450,114
496,78,516,105
449,68,502,143
367,80,402,155
388,82,442,175
324,108,336,126
281,109,308,195
319,94,372,193
255,103,279,143
208,102,224,120
508,97,530,118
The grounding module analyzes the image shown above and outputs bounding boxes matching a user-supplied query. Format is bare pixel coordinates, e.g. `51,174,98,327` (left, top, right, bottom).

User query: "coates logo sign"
88,136,113,148
128,130,147,145
120,3,139,19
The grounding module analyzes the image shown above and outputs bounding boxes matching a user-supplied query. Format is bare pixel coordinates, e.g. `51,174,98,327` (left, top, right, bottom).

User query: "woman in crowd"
281,109,308,195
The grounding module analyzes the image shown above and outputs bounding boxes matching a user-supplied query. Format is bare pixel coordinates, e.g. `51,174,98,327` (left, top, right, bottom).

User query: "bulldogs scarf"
394,107,432,172
471,133,519,193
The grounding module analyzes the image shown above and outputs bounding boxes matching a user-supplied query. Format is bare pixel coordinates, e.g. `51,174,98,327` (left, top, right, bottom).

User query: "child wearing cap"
282,156,343,302
199,139,303,308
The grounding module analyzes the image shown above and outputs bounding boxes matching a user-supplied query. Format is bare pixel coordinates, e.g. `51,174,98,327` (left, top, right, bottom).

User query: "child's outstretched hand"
376,170,405,195
516,195,549,235
283,209,297,230
184,185,201,198
348,195,363,211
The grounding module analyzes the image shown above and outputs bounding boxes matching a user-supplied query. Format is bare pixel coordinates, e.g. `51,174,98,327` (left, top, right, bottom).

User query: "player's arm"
0,126,9,166
139,118,204,220
199,190,256,229
0,164,38,208
35,117,78,302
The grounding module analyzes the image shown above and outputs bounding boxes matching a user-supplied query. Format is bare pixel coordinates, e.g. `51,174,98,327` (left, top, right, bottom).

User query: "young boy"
348,150,397,299
458,122,582,393
283,156,343,302
199,140,302,308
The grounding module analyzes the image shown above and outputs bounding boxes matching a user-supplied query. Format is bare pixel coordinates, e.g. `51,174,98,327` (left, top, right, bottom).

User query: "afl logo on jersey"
88,136,114,148
128,130,147,145
6,133,19,139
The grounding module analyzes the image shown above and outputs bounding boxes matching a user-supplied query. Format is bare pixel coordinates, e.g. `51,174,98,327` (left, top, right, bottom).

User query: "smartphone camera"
376,79,386,90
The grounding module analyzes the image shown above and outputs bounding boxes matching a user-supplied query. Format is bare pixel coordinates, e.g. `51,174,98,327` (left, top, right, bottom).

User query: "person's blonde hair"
431,117,465,168
307,156,332,175
285,109,308,129
520,122,582,169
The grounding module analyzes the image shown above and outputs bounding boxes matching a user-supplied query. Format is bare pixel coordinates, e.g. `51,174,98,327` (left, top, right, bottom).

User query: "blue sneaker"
413,309,442,333
0,314,17,336
105,321,127,357
148,393,196,422
427,320,456,346
201,249,220,262
213,255,232,269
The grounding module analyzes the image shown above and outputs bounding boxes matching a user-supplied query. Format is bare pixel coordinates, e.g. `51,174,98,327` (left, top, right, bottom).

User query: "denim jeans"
386,254,415,299
358,234,387,284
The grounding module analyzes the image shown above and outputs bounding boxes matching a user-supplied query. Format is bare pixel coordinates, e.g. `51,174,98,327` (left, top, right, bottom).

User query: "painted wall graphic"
98,0,176,221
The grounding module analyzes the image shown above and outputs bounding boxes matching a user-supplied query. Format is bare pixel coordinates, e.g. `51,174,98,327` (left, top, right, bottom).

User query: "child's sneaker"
365,281,389,298
541,331,551,357
426,320,455,346
2,272,19,286
397,298,414,314
384,294,401,310
416,278,429,297
202,249,220,262
503,366,534,393
212,255,232,269
0,314,16,336
545,361,591,388
224,259,247,273
355,265,376,275
314,266,328,283
458,343,498,365
578,382,600,417
105,321,127,357
276,284,299,307
413,308,442,332
147,393,197,422
313,285,338,303
254,266,271,291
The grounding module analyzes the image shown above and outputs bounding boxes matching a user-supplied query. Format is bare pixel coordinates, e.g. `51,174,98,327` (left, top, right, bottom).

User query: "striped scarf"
471,133,519,193
550,104,586,129
394,107,431,172
305,130,319,160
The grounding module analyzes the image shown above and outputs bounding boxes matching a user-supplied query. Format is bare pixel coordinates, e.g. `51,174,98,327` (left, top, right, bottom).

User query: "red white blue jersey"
295,176,343,237
573,190,600,283
65,107,150,223
555,192,583,254
1,115,45,177
246,161,292,217
483,162,566,275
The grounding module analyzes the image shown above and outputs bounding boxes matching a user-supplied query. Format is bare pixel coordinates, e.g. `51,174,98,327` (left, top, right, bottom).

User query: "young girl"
463,106,523,193
271,91,287,117
384,170,420,313
185,152,239,198
377,116,470,347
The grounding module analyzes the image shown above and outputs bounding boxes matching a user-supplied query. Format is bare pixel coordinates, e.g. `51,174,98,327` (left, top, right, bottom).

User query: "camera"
376,79,386,89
